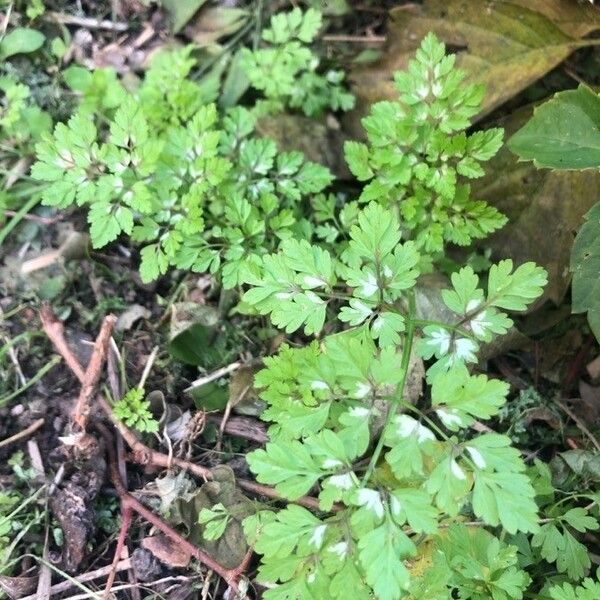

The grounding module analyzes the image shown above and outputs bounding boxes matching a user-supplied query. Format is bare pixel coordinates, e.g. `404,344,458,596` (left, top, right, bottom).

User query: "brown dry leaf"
256,114,350,178
587,355,600,381
115,304,151,331
229,361,265,417
350,0,600,131
50,464,105,573
0,575,37,599
514,0,600,37
520,406,561,430
537,330,583,383
473,107,600,305
170,465,254,570
575,380,600,426
141,535,192,568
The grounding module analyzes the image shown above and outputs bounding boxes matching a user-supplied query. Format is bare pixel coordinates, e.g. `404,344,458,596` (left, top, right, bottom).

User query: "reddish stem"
103,504,132,599
96,423,248,598
40,304,325,510
73,314,117,430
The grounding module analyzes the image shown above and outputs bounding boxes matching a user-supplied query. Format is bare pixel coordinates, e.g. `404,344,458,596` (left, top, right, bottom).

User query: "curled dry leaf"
229,361,265,417
170,466,255,570
141,535,192,568
115,304,151,331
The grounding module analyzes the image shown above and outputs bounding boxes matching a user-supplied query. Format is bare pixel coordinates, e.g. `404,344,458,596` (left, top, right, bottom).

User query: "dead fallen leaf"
473,107,600,306
131,548,163,582
170,465,254,570
115,304,151,331
50,468,104,573
162,0,207,33
0,575,37,599
229,361,265,417
142,535,192,568
514,0,600,37
154,471,195,515
575,380,600,426
537,330,583,384
256,114,350,179
587,355,600,382
520,406,561,430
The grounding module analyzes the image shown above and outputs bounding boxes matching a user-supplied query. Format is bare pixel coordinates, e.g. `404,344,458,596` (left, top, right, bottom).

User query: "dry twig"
39,306,326,514
73,314,117,429
322,34,386,43
185,361,242,392
0,418,44,449
19,559,132,600
39,306,329,594
555,398,600,452
40,303,85,381
2,210,61,225
45,11,128,31
96,422,250,599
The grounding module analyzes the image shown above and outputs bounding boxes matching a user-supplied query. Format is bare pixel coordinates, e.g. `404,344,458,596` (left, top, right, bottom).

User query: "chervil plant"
240,7,354,117
344,33,506,255
549,570,600,600
30,45,333,286
19,15,600,596
113,388,158,434
0,74,51,156
234,34,600,599
241,199,548,599
0,72,51,224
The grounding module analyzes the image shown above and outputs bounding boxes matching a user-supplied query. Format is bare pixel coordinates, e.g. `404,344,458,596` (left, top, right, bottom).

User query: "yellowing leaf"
352,0,600,123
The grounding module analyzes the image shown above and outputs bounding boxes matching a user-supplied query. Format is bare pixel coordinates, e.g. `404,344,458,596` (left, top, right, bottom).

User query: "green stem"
361,293,416,487
410,317,476,341
321,290,354,301
0,355,61,406
0,303,25,320
253,0,264,51
0,331,44,363
0,486,45,528
401,401,451,442
0,193,41,247
5,184,46,199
